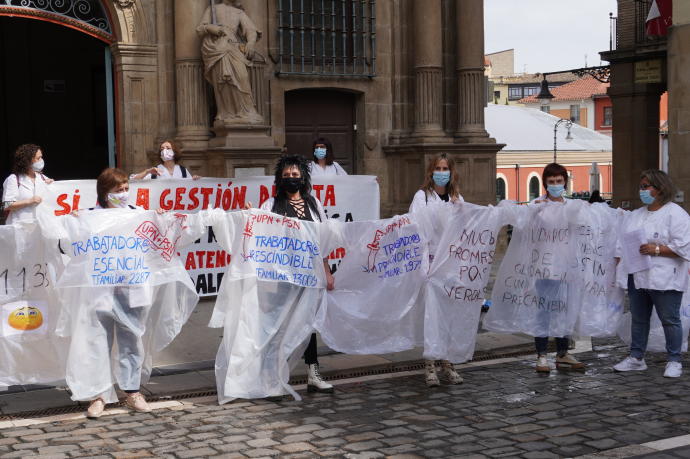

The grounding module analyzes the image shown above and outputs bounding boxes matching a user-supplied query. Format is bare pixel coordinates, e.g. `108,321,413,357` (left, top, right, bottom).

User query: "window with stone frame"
277,0,376,77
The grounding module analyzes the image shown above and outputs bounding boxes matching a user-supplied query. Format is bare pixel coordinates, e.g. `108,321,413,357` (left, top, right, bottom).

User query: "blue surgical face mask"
432,171,451,187
314,147,327,159
547,184,565,198
639,189,655,205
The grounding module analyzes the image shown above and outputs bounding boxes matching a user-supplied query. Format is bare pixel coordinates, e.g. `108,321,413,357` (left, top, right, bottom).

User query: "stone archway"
0,0,159,176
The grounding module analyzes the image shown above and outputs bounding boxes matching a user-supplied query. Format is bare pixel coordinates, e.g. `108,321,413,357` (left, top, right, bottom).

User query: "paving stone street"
1,338,690,458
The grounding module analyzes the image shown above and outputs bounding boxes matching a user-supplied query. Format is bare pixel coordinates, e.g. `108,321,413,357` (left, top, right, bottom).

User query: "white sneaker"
536,355,551,373
613,356,648,372
664,361,682,378
307,364,334,393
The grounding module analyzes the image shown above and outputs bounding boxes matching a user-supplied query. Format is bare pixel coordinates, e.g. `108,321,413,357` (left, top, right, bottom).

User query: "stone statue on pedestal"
197,0,263,125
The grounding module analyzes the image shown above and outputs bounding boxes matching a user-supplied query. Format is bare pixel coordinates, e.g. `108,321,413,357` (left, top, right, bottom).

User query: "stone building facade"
601,0,689,212
0,0,501,216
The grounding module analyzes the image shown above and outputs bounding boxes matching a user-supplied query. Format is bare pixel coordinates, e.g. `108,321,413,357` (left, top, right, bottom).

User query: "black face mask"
282,177,303,194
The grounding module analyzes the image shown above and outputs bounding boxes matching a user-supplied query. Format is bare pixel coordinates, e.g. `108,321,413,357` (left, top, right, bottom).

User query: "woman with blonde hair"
409,153,464,387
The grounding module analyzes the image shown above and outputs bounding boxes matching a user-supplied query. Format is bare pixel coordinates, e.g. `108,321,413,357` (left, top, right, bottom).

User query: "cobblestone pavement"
2,339,690,458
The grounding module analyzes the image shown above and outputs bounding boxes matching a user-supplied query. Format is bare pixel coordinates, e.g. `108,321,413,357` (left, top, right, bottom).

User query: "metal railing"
277,0,376,77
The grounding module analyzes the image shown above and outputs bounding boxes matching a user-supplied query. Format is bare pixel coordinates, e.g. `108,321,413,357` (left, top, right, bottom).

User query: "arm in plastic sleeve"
666,207,690,262
321,218,345,259
259,198,273,212
408,190,425,215
496,200,522,227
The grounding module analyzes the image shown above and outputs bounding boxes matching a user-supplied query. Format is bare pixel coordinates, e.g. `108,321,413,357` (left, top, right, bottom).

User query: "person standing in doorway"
308,137,348,176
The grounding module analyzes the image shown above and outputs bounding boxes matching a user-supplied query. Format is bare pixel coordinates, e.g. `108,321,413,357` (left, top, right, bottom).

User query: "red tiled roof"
519,75,609,104
484,57,491,67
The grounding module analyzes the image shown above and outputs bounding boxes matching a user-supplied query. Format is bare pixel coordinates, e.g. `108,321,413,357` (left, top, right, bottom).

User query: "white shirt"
309,161,348,176
2,173,51,225
132,164,191,180
618,202,690,292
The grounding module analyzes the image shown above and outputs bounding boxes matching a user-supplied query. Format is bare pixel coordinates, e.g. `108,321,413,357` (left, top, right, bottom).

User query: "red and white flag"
646,0,673,37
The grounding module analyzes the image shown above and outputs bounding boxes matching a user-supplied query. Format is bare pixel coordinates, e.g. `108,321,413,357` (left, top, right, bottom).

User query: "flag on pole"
646,0,673,37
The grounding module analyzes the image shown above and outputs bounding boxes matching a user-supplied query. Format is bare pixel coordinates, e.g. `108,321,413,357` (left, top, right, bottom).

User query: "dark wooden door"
0,16,109,180
284,89,356,173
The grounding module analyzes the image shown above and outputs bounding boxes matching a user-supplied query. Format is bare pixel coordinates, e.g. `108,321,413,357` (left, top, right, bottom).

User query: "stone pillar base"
209,124,275,149
383,142,504,216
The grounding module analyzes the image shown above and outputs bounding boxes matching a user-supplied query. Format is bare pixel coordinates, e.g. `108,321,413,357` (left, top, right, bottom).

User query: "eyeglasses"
639,183,655,190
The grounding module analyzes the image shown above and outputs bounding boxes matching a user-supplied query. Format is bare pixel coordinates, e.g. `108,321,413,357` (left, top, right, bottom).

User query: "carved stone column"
174,0,209,148
412,0,445,139
455,0,490,142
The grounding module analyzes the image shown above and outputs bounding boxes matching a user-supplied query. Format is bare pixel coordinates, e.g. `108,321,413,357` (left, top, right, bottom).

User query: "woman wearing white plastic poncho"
613,170,690,378
409,153,465,387
208,155,339,402
261,155,336,393
528,163,586,373
52,168,200,419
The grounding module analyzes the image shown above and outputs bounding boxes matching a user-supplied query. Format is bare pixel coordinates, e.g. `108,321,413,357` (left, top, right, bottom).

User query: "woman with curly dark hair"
259,154,336,393
2,144,53,225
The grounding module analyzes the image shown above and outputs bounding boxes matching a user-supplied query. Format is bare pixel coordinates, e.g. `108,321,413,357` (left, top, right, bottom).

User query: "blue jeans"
628,275,683,362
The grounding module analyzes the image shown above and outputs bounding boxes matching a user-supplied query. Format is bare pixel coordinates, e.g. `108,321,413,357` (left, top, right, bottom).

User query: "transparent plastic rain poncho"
484,199,588,338
40,208,203,402
574,203,626,337
422,202,518,362
315,213,430,355
206,208,341,403
0,221,68,389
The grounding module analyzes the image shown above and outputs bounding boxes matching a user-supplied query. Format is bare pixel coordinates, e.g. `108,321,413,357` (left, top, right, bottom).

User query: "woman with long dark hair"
308,137,347,176
260,154,335,393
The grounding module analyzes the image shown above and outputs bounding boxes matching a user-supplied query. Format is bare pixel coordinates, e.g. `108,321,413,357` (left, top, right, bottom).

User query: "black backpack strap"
180,165,188,178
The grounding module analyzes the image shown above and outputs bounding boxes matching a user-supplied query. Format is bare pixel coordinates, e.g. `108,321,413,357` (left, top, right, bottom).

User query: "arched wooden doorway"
0,1,116,179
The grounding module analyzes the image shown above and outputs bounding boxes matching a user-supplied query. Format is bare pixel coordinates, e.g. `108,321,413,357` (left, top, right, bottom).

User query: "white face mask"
32,159,45,172
107,191,129,208
161,148,175,162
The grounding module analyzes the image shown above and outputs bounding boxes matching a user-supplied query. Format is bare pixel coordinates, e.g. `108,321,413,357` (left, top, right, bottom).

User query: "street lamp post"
553,118,573,164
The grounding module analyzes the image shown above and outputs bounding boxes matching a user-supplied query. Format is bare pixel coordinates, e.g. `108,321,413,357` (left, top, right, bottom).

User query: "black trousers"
304,333,318,365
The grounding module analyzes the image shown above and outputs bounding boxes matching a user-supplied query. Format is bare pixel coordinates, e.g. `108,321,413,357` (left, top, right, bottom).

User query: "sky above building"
485,0,619,74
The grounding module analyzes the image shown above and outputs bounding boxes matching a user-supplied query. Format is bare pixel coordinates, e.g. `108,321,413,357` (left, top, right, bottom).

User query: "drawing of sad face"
8,306,43,331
